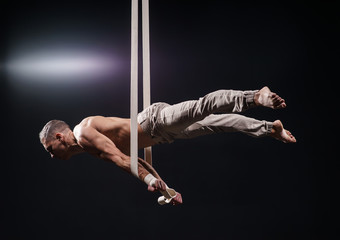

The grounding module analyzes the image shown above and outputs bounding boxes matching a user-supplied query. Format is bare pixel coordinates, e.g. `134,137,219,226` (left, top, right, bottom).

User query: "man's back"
73,116,155,155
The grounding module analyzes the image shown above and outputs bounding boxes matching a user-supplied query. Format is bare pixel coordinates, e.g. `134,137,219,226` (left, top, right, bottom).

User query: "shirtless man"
39,87,296,205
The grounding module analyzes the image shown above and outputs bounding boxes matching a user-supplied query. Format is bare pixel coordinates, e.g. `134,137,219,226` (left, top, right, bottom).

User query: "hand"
170,192,183,206
147,179,167,192
147,180,183,206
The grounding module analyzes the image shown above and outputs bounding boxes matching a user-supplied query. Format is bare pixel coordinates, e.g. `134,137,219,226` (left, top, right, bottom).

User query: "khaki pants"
137,89,273,144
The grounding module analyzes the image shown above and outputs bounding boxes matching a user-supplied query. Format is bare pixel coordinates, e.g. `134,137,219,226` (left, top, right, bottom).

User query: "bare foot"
270,120,296,143
254,86,287,109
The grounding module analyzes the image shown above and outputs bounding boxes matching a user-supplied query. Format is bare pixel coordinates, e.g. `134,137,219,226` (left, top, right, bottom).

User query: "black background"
1,0,337,239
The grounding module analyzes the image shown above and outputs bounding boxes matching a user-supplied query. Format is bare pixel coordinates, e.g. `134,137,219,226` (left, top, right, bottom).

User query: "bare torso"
73,116,156,156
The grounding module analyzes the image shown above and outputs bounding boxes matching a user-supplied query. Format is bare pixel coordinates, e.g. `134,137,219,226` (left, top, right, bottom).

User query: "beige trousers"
137,89,273,144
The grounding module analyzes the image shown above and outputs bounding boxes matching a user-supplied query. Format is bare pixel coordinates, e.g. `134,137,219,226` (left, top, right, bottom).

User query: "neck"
66,131,85,156
68,144,85,156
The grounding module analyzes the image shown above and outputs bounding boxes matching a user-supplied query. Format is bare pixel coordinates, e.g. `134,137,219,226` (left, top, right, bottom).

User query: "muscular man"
39,87,296,205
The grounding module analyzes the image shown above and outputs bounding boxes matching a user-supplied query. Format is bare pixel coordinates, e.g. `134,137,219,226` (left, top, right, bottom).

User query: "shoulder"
73,116,104,142
81,116,106,126
76,116,108,130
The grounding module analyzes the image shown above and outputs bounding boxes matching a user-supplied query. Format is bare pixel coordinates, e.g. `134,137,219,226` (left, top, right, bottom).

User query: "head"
39,120,74,160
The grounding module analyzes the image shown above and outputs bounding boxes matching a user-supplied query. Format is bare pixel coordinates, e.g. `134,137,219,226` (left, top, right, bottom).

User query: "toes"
275,102,286,109
258,88,287,109
270,92,287,109
271,95,283,108
273,96,282,103
273,98,286,109
285,130,297,142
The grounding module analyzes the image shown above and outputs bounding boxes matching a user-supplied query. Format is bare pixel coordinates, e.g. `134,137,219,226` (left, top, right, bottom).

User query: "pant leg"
153,89,258,143
174,114,273,139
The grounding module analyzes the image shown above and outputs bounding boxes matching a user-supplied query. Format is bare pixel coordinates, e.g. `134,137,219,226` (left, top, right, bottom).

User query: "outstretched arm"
76,125,167,189
76,123,182,205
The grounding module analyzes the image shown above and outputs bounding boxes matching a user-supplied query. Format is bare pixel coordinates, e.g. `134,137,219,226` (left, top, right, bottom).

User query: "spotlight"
6,50,117,83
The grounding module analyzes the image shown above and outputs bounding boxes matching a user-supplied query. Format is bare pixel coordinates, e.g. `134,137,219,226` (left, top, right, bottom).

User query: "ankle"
254,91,260,106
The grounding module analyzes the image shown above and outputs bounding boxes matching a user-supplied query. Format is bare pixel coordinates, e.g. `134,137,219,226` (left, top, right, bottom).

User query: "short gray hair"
39,120,70,144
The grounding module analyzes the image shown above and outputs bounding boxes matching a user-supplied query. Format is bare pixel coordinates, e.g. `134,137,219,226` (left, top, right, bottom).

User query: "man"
39,87,296,205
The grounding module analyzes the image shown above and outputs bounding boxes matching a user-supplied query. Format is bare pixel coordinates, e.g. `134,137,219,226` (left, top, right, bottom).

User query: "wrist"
143,173,157,186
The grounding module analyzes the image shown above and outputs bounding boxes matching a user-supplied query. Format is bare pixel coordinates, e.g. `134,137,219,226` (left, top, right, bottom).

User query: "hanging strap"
142,0,152,166
130,0,139,177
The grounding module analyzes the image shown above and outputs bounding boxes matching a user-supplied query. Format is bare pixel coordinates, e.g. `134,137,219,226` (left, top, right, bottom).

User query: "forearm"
109,155,170,195
79,125,163,187
110,154,161,186
138,157,162,180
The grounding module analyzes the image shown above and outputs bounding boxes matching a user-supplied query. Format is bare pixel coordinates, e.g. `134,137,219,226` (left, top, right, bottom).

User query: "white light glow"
6,51,117,83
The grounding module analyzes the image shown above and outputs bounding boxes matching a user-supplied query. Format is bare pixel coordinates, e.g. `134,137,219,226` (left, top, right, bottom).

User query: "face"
44,137,70,160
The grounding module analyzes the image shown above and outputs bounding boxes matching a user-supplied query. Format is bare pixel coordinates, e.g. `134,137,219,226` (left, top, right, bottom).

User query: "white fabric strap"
130,1,177,205
131,0,153,178
158,188,177,205
142,0,152,166
142,0,151,110
130,0,139,178
143,173,157,186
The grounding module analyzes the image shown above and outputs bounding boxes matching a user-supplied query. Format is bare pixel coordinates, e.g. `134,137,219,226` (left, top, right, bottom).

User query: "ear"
56,133,63,141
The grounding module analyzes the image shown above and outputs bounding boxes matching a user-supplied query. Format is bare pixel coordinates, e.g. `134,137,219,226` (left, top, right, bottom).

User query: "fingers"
147,185,157,192
153,179,167,191
148,180,183,206
148,179,167,192
170,192,183,206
